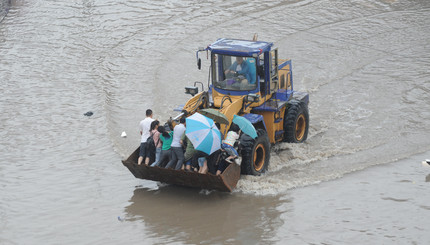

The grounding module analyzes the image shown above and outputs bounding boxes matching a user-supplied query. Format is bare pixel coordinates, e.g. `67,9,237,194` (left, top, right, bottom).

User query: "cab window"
212,54,257,91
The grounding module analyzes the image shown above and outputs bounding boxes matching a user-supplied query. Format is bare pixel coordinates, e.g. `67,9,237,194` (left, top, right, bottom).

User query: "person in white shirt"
138,109,155,165
221,124,241,163
165,118,186,170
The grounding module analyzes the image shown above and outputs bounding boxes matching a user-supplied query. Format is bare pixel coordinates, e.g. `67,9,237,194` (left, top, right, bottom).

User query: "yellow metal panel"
218,99,244,138
212,89,265,109
183,91,205,113
254,105,287,144
259,111,276,143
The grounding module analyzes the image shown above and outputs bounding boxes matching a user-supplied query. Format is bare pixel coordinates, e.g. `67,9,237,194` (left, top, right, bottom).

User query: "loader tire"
240,129,270,175
283,101,309,143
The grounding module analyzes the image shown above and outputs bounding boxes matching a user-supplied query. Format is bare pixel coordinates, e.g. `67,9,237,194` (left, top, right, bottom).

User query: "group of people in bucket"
137,109,241,175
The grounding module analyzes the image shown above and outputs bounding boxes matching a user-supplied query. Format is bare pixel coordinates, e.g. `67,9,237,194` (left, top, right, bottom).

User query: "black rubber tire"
240,129,270,175
283,101,309,143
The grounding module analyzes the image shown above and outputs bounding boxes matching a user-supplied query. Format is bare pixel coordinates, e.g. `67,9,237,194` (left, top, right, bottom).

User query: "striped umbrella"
185,112,221,155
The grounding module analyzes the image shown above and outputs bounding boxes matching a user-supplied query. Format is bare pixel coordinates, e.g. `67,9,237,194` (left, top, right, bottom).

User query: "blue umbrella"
232,115,258,139
185,112,222,155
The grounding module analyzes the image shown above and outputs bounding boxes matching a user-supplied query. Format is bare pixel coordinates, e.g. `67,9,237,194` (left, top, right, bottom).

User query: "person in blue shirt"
224,57,256,85
225,57,250,81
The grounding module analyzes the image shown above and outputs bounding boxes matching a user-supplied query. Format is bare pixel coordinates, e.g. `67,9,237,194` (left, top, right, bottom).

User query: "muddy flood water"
1,0,429,244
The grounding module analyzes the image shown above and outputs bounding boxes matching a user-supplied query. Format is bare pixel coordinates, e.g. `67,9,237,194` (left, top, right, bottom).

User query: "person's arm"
180,132,186,146
225,62,237,74
154,131,161,147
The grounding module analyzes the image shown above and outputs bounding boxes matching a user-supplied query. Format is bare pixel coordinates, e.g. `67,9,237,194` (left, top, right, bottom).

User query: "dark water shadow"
426,174,430,182
124,185,289,244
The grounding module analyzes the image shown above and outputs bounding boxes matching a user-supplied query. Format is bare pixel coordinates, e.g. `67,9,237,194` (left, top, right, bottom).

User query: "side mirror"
185,86,199,96
197,58,201,70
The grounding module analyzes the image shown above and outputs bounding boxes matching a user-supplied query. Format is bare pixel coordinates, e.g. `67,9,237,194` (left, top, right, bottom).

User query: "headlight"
245,93,260,103
185,86,199,96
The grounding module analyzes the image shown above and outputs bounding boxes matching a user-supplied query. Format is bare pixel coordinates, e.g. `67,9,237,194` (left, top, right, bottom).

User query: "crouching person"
191,150,209,174
182,133,197,172
221,124,241,164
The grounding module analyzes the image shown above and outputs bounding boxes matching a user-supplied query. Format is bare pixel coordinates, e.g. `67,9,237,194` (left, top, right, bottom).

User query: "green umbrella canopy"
198,108,229,125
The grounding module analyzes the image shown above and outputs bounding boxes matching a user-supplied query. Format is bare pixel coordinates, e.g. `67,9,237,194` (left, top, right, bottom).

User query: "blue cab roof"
208,38,273,57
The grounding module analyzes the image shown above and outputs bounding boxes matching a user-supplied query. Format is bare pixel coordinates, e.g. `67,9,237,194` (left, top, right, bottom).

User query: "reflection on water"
124,186,288,244
426,174,430,183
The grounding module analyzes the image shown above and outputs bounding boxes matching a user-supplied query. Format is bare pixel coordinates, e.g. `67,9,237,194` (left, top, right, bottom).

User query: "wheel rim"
253,143,266,172
295,114,306,141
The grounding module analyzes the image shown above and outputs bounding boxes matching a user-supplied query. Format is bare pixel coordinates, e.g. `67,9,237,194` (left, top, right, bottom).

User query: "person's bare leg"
199,165,206,174
216,170,221,176
225,156,234,163
138,156,143,165
144,157,150,165
201,162,208,174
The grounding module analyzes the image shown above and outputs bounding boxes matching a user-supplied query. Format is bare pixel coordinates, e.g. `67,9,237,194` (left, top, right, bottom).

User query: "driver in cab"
224,57,251,85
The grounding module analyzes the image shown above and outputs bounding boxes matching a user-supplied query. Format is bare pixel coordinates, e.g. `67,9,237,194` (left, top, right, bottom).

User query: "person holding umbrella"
221,123,241,164
185,112,222,173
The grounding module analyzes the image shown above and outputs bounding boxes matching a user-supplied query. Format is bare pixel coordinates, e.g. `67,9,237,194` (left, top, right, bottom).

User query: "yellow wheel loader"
123,38,309,192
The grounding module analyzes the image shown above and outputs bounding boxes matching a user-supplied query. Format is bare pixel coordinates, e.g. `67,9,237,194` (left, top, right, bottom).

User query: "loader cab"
211,54,258,93
207,39,275,96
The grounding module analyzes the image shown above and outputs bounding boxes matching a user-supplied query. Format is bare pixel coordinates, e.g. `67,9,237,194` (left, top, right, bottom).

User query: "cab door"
269,48,279,93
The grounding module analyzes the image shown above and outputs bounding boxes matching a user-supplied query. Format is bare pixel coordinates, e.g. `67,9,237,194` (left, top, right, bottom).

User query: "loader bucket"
122,148,241,192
